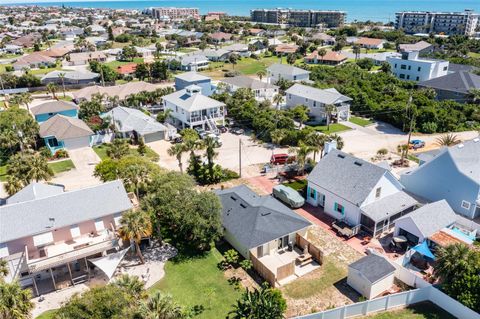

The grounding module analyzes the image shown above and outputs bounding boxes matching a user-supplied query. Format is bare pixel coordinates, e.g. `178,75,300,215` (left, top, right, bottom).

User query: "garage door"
64,136,91,150
143,131,165,143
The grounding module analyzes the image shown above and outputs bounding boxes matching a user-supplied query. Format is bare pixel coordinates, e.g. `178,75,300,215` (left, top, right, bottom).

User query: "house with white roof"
174,72,213,96
162,85,225,130
267,63,310,84
401,138,480,219
387,51,449,82
0,181,133,295
220,76,279,102
104,106,168,142
285,83,352,122
41,70,99,85
307,149,418,237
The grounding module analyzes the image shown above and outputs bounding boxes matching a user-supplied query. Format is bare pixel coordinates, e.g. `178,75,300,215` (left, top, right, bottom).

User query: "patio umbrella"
89,247,130,280
412,241,435,260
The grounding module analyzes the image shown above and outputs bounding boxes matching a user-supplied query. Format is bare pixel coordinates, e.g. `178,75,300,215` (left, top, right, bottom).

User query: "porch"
43,136,65,155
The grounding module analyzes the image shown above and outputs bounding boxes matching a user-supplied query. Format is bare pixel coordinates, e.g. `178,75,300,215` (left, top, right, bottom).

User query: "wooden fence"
277,261,295,282
250,253,277,287
296,233,324,265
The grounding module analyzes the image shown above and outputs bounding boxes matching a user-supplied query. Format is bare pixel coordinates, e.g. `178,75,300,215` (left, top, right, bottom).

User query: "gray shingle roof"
175,71,210,82
31,100,78,115
307,149,389,206
221,76,279,90
349,254,396,284
399,41,432,52
417,72,480,94
0,180,132,243
361,191,418,222
39,114,93,140
396,200,457,238
105,106,166,135
41,70,99,82
267,63,310,76
216,185,311,249
286,84,352,104
162,89,225,112
6,183,64,205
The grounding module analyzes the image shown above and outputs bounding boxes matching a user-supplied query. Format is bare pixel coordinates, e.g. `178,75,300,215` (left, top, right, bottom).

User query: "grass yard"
310,123,351,134
105,57,144,69
202,55,282,78
36,310,57,319
93,144,159,162
362,302,455,319
0,164,6,182
93,145,109,160
150,246,242,319
48,159,75,174
349,116,374,127
468,52,480,58
178,47,198,53
29,67,66,75
283,179,307,191
0,64,12,73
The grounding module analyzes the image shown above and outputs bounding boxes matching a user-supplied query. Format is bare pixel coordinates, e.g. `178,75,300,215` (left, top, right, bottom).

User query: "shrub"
224,71,241,77
5,66,14,72
53,149,69,159
240,259,253,271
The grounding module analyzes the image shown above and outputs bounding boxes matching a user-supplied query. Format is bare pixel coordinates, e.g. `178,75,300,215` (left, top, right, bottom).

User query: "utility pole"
404,93,414,162
0,75,9,108
100,66,105,87
238,138,242,178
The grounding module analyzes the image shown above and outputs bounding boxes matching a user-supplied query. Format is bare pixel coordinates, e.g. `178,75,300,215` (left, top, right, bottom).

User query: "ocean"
3,0,480,22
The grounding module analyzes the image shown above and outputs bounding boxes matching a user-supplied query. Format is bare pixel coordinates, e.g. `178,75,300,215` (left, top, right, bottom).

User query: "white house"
162,85,225,130
387,51,449,82
267,63,311,84
285,83,351,123
307,149,418,237
347,254,396,299
219,76,279,102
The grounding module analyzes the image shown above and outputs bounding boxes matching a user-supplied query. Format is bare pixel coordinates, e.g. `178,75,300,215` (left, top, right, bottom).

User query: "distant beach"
3,0,480,22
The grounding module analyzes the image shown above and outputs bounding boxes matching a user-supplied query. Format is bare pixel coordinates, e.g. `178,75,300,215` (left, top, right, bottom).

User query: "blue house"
174,72,213,96
39,114,94,154
401,138,480,219
30,100,79,123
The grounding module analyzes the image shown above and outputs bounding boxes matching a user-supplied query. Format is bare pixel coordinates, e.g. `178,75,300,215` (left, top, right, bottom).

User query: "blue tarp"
412,241,435,260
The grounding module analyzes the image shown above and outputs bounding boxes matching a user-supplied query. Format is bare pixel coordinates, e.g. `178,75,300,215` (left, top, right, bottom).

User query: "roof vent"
261,212,271,216
337,154,345,159
474,138,479,143
230,196,237,201
457,144,465,148
354,161,363,166
240,203,247,209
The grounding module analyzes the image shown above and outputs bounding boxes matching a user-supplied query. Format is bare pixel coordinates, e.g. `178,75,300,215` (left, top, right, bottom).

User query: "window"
33,232,54,247
407,75,410,79
399,74,405,79
417,67,421,71
375,187,382,199
443,66,448,71
394,64,397,68
309,187,316,199
313,101,316,107
334,202,344,214
416,76,419,81
408,65,411,70
70,225,81,238
114,213,122,227
288,94,291,99
94,218,105,232
305,98,308,102
400,64,407,70
461,200,471,210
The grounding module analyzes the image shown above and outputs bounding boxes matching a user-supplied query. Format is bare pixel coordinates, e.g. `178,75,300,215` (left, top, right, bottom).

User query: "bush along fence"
295,285,480,319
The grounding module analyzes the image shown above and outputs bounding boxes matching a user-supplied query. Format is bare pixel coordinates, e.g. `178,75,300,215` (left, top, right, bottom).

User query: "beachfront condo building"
395,10,479,36
250,9,346,28
151,7,200,21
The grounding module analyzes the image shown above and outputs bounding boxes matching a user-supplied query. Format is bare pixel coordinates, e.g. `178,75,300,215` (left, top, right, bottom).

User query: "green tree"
46,82,58,100
156,109,172,123
107,139,130,159
256,70,266,81
167,143,187,173
121,45,138,61
78,97,106,120
288,142,315,175
324,104,336,131
113,274,146,299
436,133,460,147
0,280,33,319
119,210,153,264
139,291,186,319
292,104,309,128
317,48,327,63
203,135,219,182
352,45,361,60
229,284,287,319
356,58,375,70
135,63,150,81
306,132,327,161
229,53,239,70
58,72,67,98
0,107,38,154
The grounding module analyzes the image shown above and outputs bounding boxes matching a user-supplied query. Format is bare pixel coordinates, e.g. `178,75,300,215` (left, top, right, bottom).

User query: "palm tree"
270,129,286,147
328,134,344,150
19,92,32,112
434,243,477,283
27,152,53,182
306,132,327,161
4,175,23,196
272,94,284,110
352,45,361,60
113,274,146,298
289,142,314,175
167,143,186,173
468,88,480,104
325,104,336,131
229,284,286,319
0,259,8,278
118,210,153,264
123,164,150,199
317,48,327,64
140,291,185,319
397,143,408,165
58,72,66,98
203,135,219,181
436,133,460,147
0,280,34,319
256,70,266,82
46,83,58,100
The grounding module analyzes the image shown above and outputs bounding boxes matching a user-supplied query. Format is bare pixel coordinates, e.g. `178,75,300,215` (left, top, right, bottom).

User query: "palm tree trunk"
135,241,145,264
178,159,183,173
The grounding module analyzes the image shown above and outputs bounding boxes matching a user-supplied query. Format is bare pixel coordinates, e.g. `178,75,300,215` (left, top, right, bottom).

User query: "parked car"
231,127,245,135
409,139,425,149
218,125,228,133
270,153,289,165
206,133,222,147
272,185,305,208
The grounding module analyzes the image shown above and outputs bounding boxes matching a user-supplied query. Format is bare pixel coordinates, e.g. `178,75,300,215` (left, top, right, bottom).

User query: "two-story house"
400,138,480,219
219,76,279,102
285,83,352,123
387,51,449,82
0,181,133,295
307,149,418,237
30,100,79,123
267,63,311,84
162,85,225,130
174,72,213,96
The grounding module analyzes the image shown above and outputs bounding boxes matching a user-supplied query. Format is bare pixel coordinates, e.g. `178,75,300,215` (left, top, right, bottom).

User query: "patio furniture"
332,220,358,238
296,253,312,266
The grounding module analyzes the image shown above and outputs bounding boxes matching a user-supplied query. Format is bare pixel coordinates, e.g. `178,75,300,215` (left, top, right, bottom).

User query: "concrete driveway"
51,147,101,191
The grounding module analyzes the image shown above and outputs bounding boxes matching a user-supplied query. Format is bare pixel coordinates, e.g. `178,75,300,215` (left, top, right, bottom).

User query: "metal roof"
286,83,352,104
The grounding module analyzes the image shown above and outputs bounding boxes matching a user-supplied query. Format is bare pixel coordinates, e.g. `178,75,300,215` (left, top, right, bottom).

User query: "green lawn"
105,57,144,69
349,116,373,127
29,67,66,75
150,246,242,319
93,145,109,160
48,159,75,174
468,52,480,58
362,302,455,319
178,48,198,53
0,64,12,73
36,310,57,319
0,164,6,182
93,144,159,162
283,179,307,191
310,123,351,134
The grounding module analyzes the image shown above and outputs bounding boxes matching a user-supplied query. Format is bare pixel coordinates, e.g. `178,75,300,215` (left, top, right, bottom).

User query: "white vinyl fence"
91,133,114,145
296,286,480,319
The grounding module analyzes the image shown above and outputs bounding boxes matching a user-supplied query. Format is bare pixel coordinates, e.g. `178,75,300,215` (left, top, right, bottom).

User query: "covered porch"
43,136,65,155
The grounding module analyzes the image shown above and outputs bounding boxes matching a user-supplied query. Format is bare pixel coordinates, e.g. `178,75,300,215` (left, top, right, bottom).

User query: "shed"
347,254,396,299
